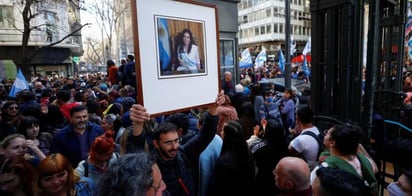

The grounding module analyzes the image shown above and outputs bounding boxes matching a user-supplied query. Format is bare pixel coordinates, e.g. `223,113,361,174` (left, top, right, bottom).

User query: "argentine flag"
157,18,171,71
9,68,29,97
302,38,311,55
278,49,285,74
302,55,310,78
254,48,267,68
239,48,253,68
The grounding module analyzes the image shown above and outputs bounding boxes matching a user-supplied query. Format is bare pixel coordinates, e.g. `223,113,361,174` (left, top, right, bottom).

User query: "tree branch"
29,23,91,60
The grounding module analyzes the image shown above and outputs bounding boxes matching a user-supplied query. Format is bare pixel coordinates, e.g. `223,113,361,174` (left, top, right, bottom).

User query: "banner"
239,48,253,68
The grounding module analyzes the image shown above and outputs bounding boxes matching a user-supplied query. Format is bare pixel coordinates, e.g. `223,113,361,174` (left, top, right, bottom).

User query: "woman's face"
323,128,334,146
6,104,18,116
26,124,40,139
1,137,26,159
183,32,191,46
0,171,21,193
40,170,69,195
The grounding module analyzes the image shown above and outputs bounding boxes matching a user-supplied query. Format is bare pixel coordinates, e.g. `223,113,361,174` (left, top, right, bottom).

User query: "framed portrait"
132,0,220,116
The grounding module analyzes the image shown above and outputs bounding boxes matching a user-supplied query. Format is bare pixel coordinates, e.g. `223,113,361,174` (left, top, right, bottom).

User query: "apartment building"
0,0,84,79
238,0,311,59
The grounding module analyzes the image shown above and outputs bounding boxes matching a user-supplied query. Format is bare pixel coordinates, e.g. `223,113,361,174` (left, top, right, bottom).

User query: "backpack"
301,130,324,160
263,105,283,127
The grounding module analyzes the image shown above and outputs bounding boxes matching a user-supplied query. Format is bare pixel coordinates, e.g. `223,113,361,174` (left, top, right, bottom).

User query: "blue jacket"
51,122,104,167
155,112,218,196
75,176,97,196
124,61,136,87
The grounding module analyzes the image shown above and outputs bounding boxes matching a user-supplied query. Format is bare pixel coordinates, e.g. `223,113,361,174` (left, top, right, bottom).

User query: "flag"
302,38,311,55
278,49,285,73
290,36,296,56
405,6,412,43
302,55,310,78
254,48,267,68
406,4,412,59
9,68,28,97
239,48,253,68
157,18,171,71
408,36,412,60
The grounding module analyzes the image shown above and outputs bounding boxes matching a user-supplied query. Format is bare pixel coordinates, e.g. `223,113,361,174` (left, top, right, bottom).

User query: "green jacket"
324,153,378,196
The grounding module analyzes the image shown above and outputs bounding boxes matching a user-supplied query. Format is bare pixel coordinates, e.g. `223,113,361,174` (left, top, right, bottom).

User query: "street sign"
73,56,80,63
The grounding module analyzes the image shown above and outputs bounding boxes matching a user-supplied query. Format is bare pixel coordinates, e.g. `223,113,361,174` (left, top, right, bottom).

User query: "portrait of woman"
175,29,201,72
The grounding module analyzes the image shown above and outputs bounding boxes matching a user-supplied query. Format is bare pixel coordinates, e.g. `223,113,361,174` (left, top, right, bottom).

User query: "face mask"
387,182,407,196
266,97,273,103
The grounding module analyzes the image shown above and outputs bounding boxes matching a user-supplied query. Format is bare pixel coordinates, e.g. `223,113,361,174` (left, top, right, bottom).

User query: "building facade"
0,0,84,80
238,0,311,60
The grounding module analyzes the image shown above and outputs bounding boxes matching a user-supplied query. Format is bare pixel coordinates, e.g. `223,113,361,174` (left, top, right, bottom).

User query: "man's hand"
208,90,225,115
130,104,150,136
130,104,150,123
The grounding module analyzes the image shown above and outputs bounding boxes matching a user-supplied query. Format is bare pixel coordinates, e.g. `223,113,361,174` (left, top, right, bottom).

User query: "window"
255,27,259,36
260,25,265,35
219,39,235,82
266,24,272,34
273,23,278,33
220,39,234,67
279,24,284,33
0,6,14,28
45,11,57,42
243,15,248,23
266,8,271,17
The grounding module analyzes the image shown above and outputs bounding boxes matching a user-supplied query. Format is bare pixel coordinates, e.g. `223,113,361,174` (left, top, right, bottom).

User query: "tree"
83,36,103,65
15,0,90,79
85,0,126,62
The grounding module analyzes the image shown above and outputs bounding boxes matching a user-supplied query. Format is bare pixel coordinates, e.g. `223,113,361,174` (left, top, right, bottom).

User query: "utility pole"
285,0,291,89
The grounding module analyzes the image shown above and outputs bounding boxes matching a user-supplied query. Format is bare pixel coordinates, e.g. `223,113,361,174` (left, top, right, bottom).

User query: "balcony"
0,29,82,54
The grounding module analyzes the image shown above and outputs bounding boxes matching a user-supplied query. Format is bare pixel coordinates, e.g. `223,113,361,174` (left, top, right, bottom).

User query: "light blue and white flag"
290,36,296,56
302,55,310,78
278,49,285,74
9,68,28,97
302,38,311,55
239,48,253,68
157,18,171,71
254,48,267,68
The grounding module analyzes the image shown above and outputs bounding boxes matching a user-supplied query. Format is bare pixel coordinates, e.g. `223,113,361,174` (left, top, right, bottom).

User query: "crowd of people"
0,58,411,196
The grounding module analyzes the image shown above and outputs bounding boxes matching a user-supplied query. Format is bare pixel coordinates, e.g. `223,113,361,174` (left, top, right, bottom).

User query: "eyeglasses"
163,138,182,146
8,106,18,111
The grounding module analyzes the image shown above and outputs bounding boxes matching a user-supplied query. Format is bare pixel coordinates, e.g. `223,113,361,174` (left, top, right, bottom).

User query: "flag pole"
285,0,291,89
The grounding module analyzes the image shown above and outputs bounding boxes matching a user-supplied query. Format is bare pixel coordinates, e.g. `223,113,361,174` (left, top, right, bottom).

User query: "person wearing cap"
129,91,224,196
